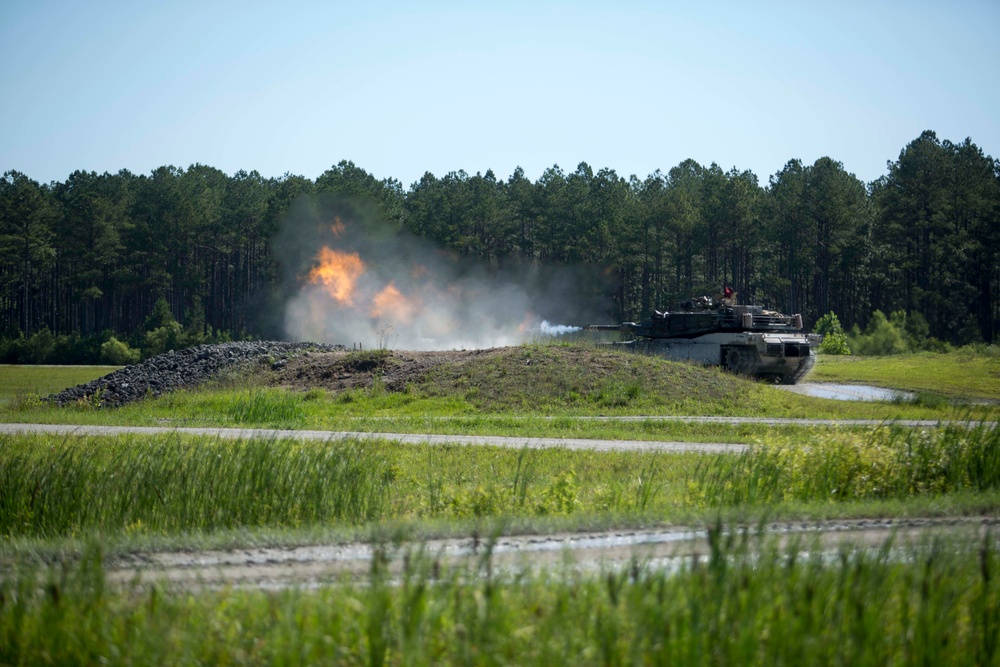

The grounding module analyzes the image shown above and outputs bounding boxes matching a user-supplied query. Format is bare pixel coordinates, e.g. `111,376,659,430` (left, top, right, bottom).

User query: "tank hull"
601,331,821,384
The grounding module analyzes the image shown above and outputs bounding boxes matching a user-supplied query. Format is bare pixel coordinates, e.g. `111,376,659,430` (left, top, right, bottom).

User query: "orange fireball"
308,247,365,305
371,282,419,323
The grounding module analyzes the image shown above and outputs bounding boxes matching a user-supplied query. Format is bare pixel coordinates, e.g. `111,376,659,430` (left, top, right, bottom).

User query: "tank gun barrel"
583,323,638,333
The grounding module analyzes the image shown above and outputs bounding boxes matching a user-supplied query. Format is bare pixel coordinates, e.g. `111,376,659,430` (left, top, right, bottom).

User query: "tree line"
1,130,997,362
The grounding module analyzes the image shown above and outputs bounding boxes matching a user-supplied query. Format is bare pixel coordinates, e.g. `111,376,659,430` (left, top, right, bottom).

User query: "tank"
583,292,821,384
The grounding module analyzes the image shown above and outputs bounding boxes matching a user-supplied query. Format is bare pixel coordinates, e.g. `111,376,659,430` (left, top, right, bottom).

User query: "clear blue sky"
2,0,997,187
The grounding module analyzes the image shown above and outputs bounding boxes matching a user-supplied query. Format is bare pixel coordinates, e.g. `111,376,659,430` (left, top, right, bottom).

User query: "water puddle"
781,383,914,402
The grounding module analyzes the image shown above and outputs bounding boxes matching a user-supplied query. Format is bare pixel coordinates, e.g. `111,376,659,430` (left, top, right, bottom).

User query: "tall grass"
0,434,395,537
2,531,998,665
689,420,1000,506
228,387,304,424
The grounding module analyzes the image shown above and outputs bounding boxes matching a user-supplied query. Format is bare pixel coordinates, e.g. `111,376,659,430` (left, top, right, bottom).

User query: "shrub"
144,321,184,357
23,327,56,363
100,336,140,365
814,312,851,355
849,310,907,356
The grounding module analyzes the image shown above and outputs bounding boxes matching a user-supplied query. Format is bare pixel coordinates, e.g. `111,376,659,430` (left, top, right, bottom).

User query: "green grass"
811,350,1000,401
3,348,1000,663
3,531,998,665
0,434,396,538
3,422,999,542
2,346,998,433
0,433,695,539
689,420,1000,506
2,375,993,438
0,364,119,404
228,387,305,425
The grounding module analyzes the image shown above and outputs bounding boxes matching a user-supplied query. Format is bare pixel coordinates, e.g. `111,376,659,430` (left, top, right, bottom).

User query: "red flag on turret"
723,285,734,298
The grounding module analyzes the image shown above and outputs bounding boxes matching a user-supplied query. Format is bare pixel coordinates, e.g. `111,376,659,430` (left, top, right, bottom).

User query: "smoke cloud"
274,194,611,349
540,321,582,336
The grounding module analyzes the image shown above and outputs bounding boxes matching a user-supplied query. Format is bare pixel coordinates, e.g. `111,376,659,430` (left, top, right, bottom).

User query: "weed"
907,390,949,408
634,459,663,511
7,392,42,411
537,469,578,515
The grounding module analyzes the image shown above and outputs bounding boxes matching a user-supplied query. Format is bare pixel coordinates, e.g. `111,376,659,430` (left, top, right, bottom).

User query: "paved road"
0,423,746,453
2,414,991,453
572,416,994,428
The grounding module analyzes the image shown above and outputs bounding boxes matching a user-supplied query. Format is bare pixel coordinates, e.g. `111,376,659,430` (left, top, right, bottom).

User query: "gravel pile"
47,341,343,407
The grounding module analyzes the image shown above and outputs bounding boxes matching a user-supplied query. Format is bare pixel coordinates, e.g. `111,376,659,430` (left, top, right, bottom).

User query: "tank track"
782,353,816,385
781,354,816,385
723,346,758,376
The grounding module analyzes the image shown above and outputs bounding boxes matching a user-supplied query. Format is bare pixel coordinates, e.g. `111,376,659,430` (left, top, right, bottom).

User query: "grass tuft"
228,388,304,424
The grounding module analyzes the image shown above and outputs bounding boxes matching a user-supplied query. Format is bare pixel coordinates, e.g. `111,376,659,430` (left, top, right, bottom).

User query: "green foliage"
814,312,852,354
144,320,184,357
905,310,930,346
144,297,175,331
0,330,131,365
537,469,578,515
687,421,1000,507
23,326,56,362
849,310,908,355
3,132,999,355
814,311,844,337
99,336,140,365
0,435,395,537
820,332,851,355
846,309,954,355
2,533,998,665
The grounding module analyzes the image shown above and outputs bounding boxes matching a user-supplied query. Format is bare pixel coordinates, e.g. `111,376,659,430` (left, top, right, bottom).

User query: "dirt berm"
268,345,753,411
46,342,761,411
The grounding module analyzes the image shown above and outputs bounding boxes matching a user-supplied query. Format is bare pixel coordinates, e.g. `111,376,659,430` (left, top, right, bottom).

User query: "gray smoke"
275,194,610,350
539,321,582,336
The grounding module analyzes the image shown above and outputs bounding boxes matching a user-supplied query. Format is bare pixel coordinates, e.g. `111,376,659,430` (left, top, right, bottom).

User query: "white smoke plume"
539,321,582,336
275,195,610,350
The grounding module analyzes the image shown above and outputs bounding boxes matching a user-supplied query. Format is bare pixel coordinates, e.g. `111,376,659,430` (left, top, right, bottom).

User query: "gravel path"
0,423,746,453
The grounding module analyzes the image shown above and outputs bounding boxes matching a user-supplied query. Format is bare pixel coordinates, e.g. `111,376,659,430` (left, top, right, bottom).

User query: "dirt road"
108,517,996,590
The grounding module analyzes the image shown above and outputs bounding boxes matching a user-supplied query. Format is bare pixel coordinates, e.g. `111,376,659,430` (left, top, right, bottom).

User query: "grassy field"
811,349,1000,400
0,364,118,403
2,422,998,544
2,346,997,434
3,531,997,665
2,349,999,663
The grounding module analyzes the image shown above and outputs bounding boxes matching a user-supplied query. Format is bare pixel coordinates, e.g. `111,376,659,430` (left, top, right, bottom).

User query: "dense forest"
1,130,998,362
